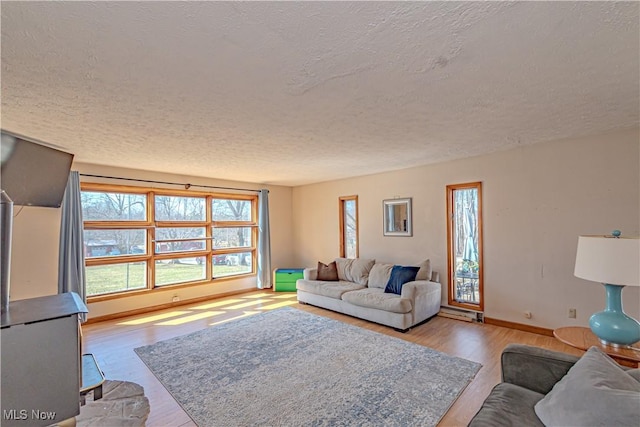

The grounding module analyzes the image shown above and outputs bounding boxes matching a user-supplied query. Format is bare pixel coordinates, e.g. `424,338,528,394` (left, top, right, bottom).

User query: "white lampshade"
574,235,640,286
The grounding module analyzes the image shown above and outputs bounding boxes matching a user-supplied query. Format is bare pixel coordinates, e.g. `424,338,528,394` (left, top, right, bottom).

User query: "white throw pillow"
534,346,640,427
368,263,394,289
335,258,375,285
415,259,432,281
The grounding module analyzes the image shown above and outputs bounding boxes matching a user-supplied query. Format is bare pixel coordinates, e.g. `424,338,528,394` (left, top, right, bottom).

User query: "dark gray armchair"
468,344,580,426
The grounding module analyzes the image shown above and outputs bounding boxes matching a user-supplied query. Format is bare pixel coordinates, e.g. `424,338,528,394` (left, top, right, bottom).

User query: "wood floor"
82,290,584,427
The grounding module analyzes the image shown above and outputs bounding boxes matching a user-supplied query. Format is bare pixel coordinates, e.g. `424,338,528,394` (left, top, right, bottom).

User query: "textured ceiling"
1,1,638,186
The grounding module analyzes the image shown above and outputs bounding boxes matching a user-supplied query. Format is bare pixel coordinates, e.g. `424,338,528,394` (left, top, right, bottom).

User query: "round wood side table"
554,326,640,367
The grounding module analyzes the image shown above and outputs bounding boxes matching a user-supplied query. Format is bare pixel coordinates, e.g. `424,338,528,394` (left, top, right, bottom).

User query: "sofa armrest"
400,280,438,300
303,268,318,281
401,280,441,324
430,271,440,283
501,344,579,394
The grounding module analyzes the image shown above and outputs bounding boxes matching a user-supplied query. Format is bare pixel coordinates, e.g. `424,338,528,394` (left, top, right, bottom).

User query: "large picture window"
81,183,257,299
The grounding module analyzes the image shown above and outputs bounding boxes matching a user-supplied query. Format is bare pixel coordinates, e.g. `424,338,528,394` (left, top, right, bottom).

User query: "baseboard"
484,317,554,337
84,288,259,324
438,306,483,322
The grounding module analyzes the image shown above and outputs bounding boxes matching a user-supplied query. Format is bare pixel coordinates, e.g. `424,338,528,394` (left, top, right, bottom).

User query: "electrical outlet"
568,308,576,318
524,311,532,319
172,295,180,303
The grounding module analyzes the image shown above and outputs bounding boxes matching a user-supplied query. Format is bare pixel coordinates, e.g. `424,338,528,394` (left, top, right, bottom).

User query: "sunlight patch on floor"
156,311,225,326
190,299,245,310
118,311,192,325
225,299,271,309
271,293,297,299
117,292,299,327
241,293,273,299
256,301,298,310
209,311,260,326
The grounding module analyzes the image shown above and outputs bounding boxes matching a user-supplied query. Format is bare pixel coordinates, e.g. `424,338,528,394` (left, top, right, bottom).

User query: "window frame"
81,183,258,301
339,195,359,258
446,181,484,312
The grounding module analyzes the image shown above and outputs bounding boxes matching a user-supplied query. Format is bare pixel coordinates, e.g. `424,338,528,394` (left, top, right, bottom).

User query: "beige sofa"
296,258,441,331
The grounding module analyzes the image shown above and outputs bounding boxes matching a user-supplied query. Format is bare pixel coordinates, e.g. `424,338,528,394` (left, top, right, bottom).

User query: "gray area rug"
135,308,481,426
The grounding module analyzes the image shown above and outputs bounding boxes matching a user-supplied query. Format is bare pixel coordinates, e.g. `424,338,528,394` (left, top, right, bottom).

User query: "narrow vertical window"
339,196,358,258
447,182,483,311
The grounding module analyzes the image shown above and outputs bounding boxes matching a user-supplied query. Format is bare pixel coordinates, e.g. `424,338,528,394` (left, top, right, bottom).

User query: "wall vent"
437,306,483,323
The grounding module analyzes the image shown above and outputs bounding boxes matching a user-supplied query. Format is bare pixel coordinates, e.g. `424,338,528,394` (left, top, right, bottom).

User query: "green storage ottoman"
273,268,304,292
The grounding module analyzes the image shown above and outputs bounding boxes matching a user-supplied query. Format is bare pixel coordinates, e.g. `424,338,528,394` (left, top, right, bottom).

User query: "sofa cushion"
341,288,413,314
316,261,338,281
296,279,365,299
415,259,432,281
368,263,394,289
468,382,545,427
534,346,640,427
384,265,420,295
335,258,375,285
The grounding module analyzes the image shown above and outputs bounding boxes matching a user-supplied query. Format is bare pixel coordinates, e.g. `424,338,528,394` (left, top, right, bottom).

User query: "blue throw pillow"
384,265,420,295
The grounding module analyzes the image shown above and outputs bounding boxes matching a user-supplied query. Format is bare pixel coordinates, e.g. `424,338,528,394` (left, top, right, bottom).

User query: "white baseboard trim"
438,306,484,322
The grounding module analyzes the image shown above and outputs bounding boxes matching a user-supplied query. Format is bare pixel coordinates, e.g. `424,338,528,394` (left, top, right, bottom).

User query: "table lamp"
574,231,640,347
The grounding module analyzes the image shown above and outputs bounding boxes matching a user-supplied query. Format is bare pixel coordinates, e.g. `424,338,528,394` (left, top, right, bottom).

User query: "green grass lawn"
87,262,251,296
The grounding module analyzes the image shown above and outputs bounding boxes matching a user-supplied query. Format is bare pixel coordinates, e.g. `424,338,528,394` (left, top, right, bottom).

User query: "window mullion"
83,221,153,229
206,195,213,280
155,220,208,228
148,191,155,290
212,221,256,227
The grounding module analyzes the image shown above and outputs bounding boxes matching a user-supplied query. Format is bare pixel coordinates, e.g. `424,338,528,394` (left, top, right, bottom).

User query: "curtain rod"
79,173,264,193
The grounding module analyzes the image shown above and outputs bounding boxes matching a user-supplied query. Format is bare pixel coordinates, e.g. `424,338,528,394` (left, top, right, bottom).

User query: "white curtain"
257,189,272,289
58,171,87,321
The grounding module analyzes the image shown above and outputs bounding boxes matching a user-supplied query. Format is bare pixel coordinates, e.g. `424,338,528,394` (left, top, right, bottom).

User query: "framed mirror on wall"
383,198,412,236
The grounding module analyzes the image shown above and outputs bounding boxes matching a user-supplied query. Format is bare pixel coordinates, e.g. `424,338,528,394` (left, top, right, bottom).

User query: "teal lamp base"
589,283,640,347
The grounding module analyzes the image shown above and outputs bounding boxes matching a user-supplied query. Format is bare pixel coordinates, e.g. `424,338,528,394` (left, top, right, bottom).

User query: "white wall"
292,128,640,329
8,128,639,327
8,206,63,300
9,163,294,319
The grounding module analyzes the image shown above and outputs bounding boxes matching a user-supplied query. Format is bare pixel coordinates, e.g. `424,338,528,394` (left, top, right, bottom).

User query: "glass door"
447,182,483,311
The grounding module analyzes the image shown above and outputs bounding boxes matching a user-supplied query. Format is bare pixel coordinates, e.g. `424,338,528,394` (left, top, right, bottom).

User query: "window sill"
87,273,256,303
